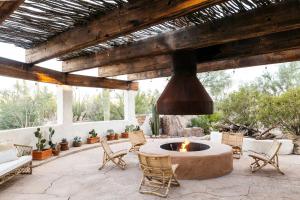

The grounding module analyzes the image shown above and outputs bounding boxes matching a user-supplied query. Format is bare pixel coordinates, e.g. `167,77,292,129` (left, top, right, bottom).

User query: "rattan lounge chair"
222,132,244,159
99,138,127,170
128,130,146,152
249,140,284,174
137,152,180,198
0,144,32,185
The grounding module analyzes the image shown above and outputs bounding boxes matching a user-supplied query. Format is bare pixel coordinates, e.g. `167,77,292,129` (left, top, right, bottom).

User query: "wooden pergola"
1,0,300,90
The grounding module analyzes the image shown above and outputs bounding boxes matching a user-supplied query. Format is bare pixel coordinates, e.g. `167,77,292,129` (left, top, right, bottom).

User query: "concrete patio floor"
1,141,300,200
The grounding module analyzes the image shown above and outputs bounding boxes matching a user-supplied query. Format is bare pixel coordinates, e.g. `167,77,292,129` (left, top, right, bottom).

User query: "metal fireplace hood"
157,51,213,115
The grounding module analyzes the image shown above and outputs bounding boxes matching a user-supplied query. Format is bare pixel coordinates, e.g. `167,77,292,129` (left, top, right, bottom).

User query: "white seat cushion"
0,144,18,164
0,156,32,176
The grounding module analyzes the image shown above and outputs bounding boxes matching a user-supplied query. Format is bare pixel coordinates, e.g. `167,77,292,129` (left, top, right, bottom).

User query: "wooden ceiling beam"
62,1,300,72
100,28,300,78
127,48,300,81
0,0,24,25
25,0,224,64
98,55,172,77
0,57,138,90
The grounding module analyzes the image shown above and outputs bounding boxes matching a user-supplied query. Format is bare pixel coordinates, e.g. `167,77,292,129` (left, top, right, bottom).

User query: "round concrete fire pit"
139,138,233,180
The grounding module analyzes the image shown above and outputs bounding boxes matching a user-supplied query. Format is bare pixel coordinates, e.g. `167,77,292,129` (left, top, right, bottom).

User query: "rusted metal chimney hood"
157,50,213,115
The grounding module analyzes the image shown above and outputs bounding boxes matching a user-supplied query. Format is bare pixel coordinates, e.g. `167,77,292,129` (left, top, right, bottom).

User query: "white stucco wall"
210,131,294,155
0,120,133,147
0,85,137,147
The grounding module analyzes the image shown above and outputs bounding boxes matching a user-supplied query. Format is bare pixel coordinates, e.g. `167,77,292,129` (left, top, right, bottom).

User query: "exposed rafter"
25,0,224,64
97,28,300,78
127,48,300,81
62,1,300,73
0,57,138,90
98,55,172,77
0,0,24,25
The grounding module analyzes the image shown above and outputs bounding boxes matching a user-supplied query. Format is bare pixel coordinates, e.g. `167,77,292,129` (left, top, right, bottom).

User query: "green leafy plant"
125,125,135,132
48,127,56,149
189,113,222,134
107,129,115,134
73,136,82,143
61,138,68,143
88,129,98,138
149,105,160,136
133,125,140,131
34,128,46,151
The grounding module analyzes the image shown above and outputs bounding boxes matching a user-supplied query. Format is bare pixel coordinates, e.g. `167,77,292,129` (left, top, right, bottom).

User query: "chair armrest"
14,144,33,157
112,149,127,157
249,153,268,161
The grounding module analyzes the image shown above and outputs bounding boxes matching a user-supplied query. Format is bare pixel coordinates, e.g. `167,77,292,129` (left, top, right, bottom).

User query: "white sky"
0,42,281,93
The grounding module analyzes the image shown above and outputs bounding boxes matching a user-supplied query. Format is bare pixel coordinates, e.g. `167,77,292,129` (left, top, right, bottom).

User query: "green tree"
257,87,300,135
255,62,300,95
0,81,56,130
110,92,124,120
218,85,262,128
197,71,232,100
135,90,160,114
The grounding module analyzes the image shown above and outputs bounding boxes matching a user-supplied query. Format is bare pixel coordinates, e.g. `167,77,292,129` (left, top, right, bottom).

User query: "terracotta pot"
121,132,129,138
32,148,52,160
60,142,69,151
73,142,82,147
115,134,120,140
106,134,115,141
87,136,100,144
52,149,60,156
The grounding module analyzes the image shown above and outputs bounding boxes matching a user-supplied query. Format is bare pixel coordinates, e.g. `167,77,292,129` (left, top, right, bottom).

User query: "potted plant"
106,129,115,141
122,125,134,138
48,127,60,156
133,125,141,132
60,138,69,151
87,129,100,144
73,136,82,147
115,133,120,140
32,128,52,160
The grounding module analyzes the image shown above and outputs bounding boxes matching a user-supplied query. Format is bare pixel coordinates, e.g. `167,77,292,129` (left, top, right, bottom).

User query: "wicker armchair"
99,138,127,170
222,132,244,159
249,140,284,174
138,152,180,198
128,130,146,152
0,144,32,185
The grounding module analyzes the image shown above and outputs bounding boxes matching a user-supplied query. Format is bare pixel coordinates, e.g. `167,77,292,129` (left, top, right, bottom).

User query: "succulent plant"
34,128,46,151
48,127,56,149
125,125,135,132
89,129,98,138
107,129,115,135
73,136,82,143
150,104,160,136
61,138,68,143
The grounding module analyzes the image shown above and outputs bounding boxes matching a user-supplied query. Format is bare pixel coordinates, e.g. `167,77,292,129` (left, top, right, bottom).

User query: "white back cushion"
0,144,18,164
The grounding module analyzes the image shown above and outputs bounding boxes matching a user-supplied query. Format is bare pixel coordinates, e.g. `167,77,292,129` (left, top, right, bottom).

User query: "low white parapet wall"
243,138,293,155
210,132,294,155
0,120,132,147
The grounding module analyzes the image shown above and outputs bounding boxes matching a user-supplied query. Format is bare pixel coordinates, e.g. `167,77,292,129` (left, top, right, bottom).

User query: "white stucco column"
124,90,136,123
57,85,73,125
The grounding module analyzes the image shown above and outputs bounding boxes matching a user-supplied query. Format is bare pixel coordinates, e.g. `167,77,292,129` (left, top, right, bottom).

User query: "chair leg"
99,152,108,170
139,176,172,198
271,156,284,175
111,156,126,170
171,176,180,187
250,158,267,173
